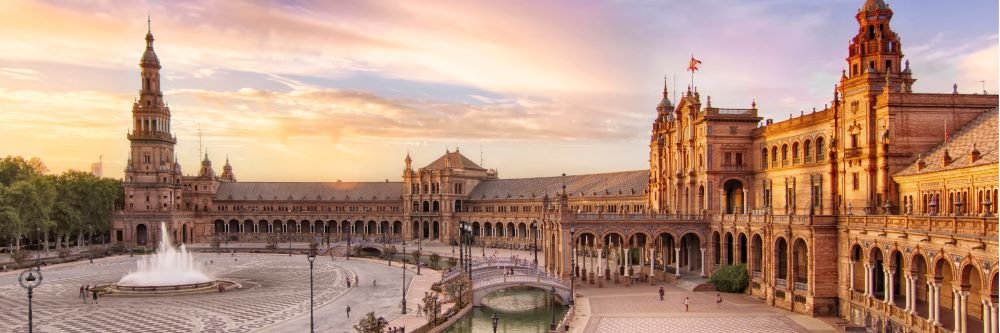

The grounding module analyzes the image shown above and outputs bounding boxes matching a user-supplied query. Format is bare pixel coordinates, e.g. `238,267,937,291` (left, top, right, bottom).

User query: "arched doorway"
680,233,702,276
775,237,788,283
751,234,762,277
712,232,721,266
432,221,440,240
136,224,148,246
725,232,734,265
792,238,809,286
182,225,188,243
738,233,748,264
214,220,225,233
724,179,745,214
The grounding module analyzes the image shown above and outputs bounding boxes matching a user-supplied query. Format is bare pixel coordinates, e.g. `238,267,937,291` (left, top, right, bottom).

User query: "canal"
444,287,569,333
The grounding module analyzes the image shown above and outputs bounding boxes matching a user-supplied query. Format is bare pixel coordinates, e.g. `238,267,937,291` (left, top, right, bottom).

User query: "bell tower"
123,19,182,212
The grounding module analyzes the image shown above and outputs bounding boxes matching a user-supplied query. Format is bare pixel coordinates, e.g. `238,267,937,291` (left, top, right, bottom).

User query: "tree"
2,176,56,249
429,253,441,269
709,263,748,292
446,257,457,270
353,312,388,333
422,292,441,325
0,156,46,187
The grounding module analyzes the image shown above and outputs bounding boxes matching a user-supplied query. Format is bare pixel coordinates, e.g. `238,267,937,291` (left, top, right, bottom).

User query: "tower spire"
147,11,151,34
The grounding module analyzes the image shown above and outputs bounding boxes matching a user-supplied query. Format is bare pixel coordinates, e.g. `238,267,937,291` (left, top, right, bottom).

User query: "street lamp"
491,312,500,333
459,221,465,275
18,268,43,333
531,221,538,266
569,224,576,306
307,249,316,333
401,241,407,314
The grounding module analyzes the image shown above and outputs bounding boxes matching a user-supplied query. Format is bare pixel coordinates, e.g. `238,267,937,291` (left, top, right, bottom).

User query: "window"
761,149,769,169
851,134,859,148
723,152,731,166
852,173,859,191
815,137,825,161
735,153,743,166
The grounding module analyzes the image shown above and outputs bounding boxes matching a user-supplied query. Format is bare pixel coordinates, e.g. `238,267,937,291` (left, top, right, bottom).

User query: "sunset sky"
1,0,997,181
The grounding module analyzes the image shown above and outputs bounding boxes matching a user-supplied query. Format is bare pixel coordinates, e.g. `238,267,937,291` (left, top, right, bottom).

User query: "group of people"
657,287,724,312
79,284,100,304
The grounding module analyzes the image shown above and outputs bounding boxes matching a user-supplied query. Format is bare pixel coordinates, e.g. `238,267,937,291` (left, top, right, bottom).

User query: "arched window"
792,142,800,163
781,144,788,164
771,146,778,163
803,140,812,162
815,137,825,161
761,148,769,169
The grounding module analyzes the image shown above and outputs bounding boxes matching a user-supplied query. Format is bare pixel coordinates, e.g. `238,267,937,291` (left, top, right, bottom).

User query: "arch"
792,238,808,284
393,221,402,237
484,222,493,237
411,220,420,239
679,232,702,275
298,220,308,233
136,224,149,246
724,179,745,214
774,237,788,282
737,233,748,264
432,221,440,240
909,252,930,319
724,232,734,265
780,144,788,162
506,222,515,239
750,234,763,274
803,139,812,161
771,146,778,163
870,246,886,300
422,201,430,212
258,220,268,233
517,223,527,240
472,222,481,238
712,231,721,265
815,137,825,160
274,220,285,233
243,220,253,233
791,141,800,162
228,219,240,233
432,200,440,212
214,220,225,233
934,257,957,331
761,148,769,168
698,185,705,212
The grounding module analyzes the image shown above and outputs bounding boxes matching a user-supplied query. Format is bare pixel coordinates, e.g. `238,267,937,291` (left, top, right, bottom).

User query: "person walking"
346,305,351,318
373,279,377,287
658,286,665,301
716,293,722,307
80,285,85,300
346,277,352,288
417,304,423,317
684,296,689,312
355,275,359,287
92,290,99,305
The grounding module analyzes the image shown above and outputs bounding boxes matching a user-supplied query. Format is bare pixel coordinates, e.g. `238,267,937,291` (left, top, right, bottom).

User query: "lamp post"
531,221,538,267
459,221,465,276
491,312,500,333
462,223,473,282
569,223,576,306
288,230,293,256
307,249,316,332
18,268,43,333
401,241,407,314
347,223,352,260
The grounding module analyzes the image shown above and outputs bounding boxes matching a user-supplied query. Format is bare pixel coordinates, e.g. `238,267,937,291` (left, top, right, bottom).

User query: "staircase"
674,278,715,292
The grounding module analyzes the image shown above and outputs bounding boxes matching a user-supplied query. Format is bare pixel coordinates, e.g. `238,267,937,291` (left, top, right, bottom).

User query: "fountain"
98,222,239,296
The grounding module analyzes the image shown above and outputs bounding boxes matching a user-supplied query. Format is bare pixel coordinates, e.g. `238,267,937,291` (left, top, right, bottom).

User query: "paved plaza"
570,284,839,333
0,253,414,333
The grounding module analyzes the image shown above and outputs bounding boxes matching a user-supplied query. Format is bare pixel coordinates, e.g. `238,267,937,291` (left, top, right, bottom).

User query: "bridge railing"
473,274,569,290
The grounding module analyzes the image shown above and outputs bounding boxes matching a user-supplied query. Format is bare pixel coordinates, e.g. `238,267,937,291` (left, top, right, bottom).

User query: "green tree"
353,312,388,333
709,263,748,293
1,175,56,249
0,156,46,187
429,253,441,269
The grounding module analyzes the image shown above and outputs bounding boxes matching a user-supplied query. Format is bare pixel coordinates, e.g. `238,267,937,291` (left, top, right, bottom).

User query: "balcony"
845,147,862,159
721,164,745,171
792,157,800,164
794,282,808,291
776,278,787,288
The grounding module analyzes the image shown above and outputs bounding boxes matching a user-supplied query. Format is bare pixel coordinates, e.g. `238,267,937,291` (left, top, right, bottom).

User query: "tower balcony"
128,131,177,143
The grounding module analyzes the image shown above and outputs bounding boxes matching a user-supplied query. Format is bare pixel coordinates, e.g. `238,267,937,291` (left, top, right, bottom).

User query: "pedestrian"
716,293,722,307
417,304,422,317
658,286,665,301
373,279,377,287
346,305,351,318
355,275,359,287
92,290,99,304
346,277,352,288
80,285,85,299
684,296,689,312
218,283,225,293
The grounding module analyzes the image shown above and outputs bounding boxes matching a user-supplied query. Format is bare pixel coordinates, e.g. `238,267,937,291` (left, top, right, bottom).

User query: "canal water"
444,287,569,333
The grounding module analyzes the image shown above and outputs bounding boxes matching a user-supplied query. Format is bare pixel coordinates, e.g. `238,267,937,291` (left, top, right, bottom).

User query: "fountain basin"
95,279,241,297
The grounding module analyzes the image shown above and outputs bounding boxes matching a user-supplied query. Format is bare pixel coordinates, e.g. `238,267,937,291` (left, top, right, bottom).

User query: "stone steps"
675,278,715,292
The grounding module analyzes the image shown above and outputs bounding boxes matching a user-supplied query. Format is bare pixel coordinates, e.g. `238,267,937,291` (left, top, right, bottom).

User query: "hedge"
709,263,748,292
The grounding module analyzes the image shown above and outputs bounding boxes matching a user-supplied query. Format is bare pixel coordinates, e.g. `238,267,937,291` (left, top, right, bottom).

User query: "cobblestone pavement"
574,284,838,333
0,253,412,333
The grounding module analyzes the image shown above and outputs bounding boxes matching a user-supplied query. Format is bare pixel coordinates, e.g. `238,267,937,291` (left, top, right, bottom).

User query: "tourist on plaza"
417,304,422,317
80,285,86,300
92,289,99,304
355,275,359,287
716,293,722,307
684,296,689,312
346,277,352,288
373,279,377,287
658,286,665,301
346,305,351,318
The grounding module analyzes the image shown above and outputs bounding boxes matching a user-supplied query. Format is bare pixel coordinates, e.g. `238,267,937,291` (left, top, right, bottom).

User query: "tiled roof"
214,182,403,201
467,170,649,200
896,109,998,176
423,151,485,171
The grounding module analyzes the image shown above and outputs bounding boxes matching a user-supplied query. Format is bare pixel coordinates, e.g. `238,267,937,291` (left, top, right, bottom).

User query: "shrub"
429,253,441,269
57,248,71,258
709,263,748,292
111,242,126,253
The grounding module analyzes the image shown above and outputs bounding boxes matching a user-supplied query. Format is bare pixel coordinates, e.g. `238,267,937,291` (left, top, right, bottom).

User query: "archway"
136,224,148,246
422,221,430,239
724,179,745,214
412,220,419,239
871,248,885,301
214,220,225,233
775,237,788,283
712,232,721,265
910,253,929,320
258,220,268,233
605,233,626,277
725,232,734,265
935,258,956,331
228,220,240,233
274,221,285,233
432,221,440,240
850,244,864,292
960,264,985,333
680,233,702,276
655,232,677,275
889,250,904,307
243,220,253,233
738,233,748,264
792,238,808,286
751,234,762,276
182,224,188,243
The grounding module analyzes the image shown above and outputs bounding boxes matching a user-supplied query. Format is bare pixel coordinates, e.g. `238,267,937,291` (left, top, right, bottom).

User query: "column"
932,283,941,325
650,247,655,276
904,275,913,312
700,248,707,277
960,290,968,333
624,247,630,277
982,300,991,333
886,268,894,304
598,245,603,277
674,247,681,277
990,301,998,333
849,260,856,291
954,288,962,333
743,188,749,214
863,264,872,296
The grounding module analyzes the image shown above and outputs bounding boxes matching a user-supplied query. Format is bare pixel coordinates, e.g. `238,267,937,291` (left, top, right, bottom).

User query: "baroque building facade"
112,1,997,332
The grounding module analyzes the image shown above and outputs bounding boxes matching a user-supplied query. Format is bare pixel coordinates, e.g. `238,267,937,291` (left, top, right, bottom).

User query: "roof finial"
147,11,151,34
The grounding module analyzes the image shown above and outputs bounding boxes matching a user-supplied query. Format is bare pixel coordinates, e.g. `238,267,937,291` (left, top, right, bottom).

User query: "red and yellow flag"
687,55,702,72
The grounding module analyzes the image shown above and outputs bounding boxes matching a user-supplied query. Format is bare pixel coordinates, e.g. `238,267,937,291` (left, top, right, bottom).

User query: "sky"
0,0,997,182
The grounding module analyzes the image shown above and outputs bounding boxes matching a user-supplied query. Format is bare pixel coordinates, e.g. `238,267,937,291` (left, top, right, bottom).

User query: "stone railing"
712,214,837,227
844,215,998,238
551,304,576,333
794,282,808,291
776,278,787,288
845,147,862,158
573,213,703,222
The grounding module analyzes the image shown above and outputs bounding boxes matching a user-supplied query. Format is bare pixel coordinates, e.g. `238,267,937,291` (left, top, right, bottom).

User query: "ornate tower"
648,81,673,213
123,22,182,212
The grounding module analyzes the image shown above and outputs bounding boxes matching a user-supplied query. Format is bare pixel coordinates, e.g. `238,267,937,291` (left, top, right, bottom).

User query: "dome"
861,0,888,11
140,33,160,67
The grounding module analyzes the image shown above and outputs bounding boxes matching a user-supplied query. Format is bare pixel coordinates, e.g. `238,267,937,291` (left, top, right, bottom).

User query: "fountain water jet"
117,222,212,287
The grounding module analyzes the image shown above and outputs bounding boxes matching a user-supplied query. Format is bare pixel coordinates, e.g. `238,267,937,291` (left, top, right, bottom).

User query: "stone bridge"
444,259,572,306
